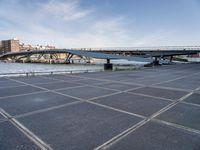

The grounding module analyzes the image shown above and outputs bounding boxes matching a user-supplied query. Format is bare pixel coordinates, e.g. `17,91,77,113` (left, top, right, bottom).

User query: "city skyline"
0,0,200,48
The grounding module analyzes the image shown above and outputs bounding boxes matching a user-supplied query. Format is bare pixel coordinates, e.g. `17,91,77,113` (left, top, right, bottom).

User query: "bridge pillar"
153,57,160,66
170,56,173,62
144,57,160,67
104,59,113,70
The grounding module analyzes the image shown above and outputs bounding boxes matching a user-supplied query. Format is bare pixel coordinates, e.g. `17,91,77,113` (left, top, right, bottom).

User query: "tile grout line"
0,108,53,150
40,72,196,104
13,101,84,119
4,70,200,121
3,69,200,150
38,72,195,101
4,77,147,121
152,119,200,135
94,85,200,150
40,76,175,103
66,67,196,84
4,68,196,101
0,90,48,100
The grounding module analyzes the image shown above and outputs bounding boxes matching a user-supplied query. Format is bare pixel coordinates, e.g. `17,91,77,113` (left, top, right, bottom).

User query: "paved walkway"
0,63,200,150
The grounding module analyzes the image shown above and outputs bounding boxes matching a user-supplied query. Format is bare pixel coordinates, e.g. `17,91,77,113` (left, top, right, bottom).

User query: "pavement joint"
1,64,200,150
95,80,200,150
152,119,200,135
0,108,53,150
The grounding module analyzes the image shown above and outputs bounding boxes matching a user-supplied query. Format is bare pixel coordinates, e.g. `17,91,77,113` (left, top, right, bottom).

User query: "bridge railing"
74,46,200,51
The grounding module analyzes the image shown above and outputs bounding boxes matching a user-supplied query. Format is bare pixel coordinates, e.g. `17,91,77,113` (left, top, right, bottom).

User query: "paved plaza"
0,63,200,150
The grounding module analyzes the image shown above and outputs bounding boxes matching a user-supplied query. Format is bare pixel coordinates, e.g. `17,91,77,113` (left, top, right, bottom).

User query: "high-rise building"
0,38,20,54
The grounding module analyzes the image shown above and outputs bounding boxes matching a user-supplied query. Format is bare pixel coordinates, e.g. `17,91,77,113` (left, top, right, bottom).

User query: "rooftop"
0,63,200,150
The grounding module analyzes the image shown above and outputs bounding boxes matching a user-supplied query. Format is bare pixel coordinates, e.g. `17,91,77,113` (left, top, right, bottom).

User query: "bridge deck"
0,49,153,62
0,63,200,150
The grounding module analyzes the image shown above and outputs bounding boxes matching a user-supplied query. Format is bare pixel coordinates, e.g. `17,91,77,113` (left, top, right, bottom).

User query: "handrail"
0,69,104,77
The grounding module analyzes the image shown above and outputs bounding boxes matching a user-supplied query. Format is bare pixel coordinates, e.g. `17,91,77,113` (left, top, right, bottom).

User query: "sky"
0,0,200,48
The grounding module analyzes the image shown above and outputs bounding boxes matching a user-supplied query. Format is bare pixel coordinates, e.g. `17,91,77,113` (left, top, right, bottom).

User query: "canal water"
0,62,103,75
0,60,145,76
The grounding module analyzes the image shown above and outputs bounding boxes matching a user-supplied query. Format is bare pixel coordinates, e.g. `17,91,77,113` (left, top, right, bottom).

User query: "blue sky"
0,0,200,48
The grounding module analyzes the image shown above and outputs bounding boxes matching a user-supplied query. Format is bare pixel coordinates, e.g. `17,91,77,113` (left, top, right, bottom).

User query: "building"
20,43,56,51
0,38,20,54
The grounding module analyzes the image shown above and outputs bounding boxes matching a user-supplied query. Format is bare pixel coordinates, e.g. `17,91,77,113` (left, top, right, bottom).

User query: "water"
0,59,145,76
0,62,103,75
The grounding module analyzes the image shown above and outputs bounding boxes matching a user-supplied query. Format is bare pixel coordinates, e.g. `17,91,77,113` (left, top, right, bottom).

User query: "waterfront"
0,63,200,150
0,59,146,76
0,62,103,75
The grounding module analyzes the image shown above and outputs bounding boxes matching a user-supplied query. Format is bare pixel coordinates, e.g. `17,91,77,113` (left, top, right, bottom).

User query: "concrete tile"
0,81,25,88
0,85,44,98
0,92,77,116
18,102,143,150
0,78,10,82
93,93,171,116
183,93,200,105
96,82,140,91
57,86,116,100
10,76,55,84
100,75,140,81
130,87,188,100
47,75,83,81
70,79,108,85
0,114,5,121
156,103,200,130
35,81,82,90
107,121,200,150
0,121,40,150
124,77,163,85
158,78,200,90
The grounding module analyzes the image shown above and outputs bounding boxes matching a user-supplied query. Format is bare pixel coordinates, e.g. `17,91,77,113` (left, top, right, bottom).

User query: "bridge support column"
152,57,160,66
170,56,173,62
104,59,113,71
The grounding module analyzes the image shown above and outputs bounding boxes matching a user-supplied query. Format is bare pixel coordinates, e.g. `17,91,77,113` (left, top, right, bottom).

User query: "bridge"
0,49,154,70
0,46,200,70
75,46,200,57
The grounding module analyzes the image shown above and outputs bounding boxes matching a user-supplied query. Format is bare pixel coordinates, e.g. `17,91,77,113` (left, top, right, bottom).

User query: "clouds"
0,0,200,48
42,0,93,21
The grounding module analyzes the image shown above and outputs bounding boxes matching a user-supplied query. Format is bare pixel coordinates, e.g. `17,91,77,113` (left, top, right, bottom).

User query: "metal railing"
75,46,200,51
0,69,104,77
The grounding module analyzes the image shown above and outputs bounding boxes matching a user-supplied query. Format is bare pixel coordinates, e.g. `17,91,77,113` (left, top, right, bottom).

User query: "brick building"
0,39,20,54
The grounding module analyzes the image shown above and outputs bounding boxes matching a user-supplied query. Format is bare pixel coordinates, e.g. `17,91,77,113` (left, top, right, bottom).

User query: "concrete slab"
0,121,40,150
56,86,116,100
9,76,55,84
124,77,163,85
107,121,200,150
0,80,25,88
100,75,141,81
96,82,140,91
158,78,200,90
70,79,108,85
156,103,200,130
18,102,143,150
0,63,200,150
93,93,171,117
183,93,200,105
46,74,83,81
130,87,188,100
0,114,5,122
35,81,82,90
0,91,77,116
0,78,10,82
0,85,44,98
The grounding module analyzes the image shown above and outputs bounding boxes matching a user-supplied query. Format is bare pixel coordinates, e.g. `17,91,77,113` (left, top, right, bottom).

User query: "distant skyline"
0,0,200,48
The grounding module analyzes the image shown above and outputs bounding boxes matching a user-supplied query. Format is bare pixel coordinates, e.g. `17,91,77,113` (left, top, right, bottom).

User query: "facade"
0,38,56,54
20,43,56,51
0,39,20,54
